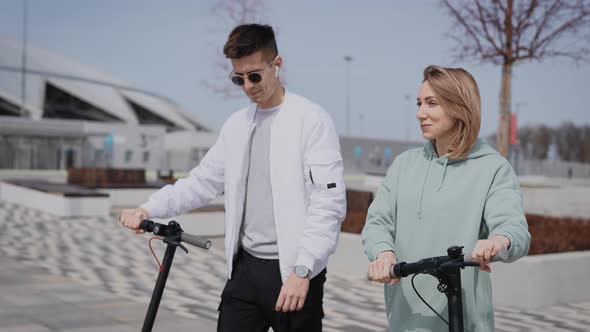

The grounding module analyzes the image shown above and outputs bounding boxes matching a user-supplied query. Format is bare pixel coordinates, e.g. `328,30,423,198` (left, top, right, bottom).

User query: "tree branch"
443,0,504,62
474,0,504,55
442,0,590,64
204,0,269,99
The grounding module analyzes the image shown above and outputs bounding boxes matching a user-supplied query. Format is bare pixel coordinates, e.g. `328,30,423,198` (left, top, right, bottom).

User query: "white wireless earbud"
275,66,279,77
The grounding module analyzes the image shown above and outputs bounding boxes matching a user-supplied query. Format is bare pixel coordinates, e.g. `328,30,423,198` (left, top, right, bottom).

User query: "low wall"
103,188,225,210
528,214,590,254
67,168,146,188
99,188,158,208
491,250,590,309
0,182,110,217
341,189,373,233
152,211,225,237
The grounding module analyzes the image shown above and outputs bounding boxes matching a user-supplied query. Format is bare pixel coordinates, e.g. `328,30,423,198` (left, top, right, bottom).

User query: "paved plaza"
1,201,589,331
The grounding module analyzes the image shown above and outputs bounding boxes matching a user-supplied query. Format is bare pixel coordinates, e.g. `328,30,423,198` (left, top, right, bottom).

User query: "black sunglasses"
230,72,263,86
229,61,274,86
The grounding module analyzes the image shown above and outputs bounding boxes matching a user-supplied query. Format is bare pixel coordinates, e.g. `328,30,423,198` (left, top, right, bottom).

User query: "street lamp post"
20,0,28,117
344,56,353,136
358,113,364,137
512,101,527,173
404,94,412,141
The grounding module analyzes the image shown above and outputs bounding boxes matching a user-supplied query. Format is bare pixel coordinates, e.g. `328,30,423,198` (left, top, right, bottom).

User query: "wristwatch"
294,265,311,279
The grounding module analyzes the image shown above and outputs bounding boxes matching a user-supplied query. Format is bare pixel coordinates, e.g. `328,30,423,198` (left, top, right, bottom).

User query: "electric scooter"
139,219,211,332
389,246,508,332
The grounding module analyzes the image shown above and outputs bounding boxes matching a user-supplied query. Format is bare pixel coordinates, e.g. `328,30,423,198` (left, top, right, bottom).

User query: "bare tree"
203,0,268,99
555,122,590,163
518,123,590,162
581,125,590,163
442,0,590,156
531,125,552,159
517,125,534,159
554,121,579,161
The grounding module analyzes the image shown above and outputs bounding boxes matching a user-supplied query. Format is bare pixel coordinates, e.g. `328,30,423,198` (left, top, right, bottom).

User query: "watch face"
295,265,309,277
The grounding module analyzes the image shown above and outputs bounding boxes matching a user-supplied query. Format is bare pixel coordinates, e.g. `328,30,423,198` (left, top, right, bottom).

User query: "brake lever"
163,236,189,254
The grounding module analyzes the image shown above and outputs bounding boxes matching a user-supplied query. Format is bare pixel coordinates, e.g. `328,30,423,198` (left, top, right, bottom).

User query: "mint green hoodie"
361,139,530,332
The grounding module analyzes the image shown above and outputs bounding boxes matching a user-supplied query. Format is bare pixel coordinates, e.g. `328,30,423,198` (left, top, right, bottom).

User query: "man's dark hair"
223,24,278,60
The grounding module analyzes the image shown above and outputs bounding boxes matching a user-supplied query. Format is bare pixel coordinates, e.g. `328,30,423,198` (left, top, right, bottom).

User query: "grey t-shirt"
240,104,281,259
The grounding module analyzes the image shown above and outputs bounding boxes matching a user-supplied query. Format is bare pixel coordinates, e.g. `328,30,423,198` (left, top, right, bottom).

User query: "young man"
120,24,346,331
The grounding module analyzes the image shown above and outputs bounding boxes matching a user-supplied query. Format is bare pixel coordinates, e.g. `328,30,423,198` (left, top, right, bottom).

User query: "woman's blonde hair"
423,65,481,159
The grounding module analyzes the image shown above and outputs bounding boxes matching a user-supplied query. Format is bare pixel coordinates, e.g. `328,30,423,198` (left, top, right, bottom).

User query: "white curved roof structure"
0,38,210,132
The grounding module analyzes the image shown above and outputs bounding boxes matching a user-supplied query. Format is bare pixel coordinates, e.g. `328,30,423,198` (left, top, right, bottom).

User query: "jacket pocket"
304,150,344,194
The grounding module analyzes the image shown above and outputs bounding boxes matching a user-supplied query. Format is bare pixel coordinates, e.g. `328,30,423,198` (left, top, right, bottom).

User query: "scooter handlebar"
390,248,509,279
139,219,211,250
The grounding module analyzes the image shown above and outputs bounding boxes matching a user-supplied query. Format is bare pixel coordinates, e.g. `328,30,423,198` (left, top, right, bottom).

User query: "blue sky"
1,0,588,140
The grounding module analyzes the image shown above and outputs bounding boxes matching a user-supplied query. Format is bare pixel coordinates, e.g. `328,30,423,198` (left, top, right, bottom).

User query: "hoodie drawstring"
437,158,449,192
417,155,432,220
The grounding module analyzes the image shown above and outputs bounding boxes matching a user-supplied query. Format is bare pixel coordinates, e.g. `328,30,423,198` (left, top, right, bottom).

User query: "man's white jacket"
142,91,346,282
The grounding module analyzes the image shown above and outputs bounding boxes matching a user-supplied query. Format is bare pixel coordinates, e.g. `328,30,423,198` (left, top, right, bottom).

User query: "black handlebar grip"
140,219,155,232
180,233,211,250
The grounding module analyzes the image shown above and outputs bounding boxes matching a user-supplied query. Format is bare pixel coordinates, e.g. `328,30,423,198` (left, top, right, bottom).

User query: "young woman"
362,65,531,331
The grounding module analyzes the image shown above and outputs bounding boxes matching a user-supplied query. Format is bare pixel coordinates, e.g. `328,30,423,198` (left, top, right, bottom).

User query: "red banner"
510,113,518,145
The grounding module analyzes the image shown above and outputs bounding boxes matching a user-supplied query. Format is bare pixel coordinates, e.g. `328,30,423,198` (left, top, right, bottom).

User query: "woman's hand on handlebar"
472,235,511,272
119,207,149,234
368,250,400,285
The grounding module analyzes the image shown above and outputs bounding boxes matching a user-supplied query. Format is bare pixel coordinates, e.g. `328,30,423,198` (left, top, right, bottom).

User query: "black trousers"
217,249,326,332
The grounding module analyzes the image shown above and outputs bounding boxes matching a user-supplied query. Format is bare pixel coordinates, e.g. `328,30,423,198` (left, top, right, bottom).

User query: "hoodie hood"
417,138,498,218
423,138,498,165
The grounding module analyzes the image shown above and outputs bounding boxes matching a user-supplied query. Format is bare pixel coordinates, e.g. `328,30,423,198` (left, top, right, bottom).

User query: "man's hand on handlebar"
368,250,400,285
119,207,149,234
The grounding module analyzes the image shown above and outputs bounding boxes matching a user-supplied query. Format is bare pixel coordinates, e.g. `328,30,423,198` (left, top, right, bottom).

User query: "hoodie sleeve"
484,160,531,262
361,155,401,262
140,128,226,219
